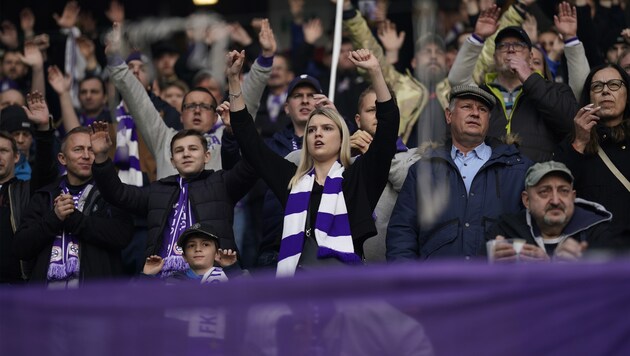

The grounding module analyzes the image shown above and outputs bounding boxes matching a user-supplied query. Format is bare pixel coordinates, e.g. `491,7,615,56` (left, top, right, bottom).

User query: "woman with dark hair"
556,63,630,241
226,48,399,277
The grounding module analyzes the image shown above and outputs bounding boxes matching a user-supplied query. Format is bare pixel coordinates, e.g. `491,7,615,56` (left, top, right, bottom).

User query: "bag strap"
597,145,630,192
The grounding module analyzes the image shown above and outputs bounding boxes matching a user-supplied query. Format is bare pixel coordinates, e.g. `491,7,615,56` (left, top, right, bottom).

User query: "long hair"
578,63,630,155
288,107,351,189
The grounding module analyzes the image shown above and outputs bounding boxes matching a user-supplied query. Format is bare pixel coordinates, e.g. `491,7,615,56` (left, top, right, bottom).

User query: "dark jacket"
482,73,577,162
486,198,616,255
231,99,399,257
387,139,533,261
555,125,630,239
1,129,58,283
13,178,133,283
92,158,258,256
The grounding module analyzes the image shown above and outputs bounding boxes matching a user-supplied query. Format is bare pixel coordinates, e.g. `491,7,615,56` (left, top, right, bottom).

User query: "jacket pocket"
420,219,460,258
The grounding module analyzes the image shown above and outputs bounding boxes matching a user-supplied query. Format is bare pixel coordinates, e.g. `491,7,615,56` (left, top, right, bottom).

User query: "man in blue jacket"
386,85,533,261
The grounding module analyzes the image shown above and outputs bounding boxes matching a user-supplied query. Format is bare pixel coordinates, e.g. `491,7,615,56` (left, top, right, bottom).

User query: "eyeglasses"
182,103,216,112
590,79,626,93
496,42,528,53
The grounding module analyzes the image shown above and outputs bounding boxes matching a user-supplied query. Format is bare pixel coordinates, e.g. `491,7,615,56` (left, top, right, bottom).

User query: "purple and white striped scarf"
277,161,360,277
47,181,93,281
159,177,195,277
114,102,143,187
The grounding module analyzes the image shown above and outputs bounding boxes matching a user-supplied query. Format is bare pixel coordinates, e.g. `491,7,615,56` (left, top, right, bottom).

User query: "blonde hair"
288,107,352,189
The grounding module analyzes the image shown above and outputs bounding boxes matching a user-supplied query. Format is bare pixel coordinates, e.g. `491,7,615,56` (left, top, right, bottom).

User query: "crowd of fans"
1,0,630,287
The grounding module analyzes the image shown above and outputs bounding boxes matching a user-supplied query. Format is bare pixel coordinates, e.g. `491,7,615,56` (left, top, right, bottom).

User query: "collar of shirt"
450,141,491,161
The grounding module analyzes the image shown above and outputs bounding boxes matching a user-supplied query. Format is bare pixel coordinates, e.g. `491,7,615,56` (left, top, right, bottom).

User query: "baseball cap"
125,51,150,64
177,223,221,250
495,26,532,49
449,85,496,110
0,105,33,133
524,161,574,188
286,74,323,98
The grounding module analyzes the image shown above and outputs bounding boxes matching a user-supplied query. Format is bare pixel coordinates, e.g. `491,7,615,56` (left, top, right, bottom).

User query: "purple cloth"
3,261,630,355
159,177,195,277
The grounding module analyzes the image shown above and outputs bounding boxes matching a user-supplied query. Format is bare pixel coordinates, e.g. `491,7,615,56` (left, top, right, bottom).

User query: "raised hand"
54,194,75,221
313,93,337,112
377,20,406,53
258,19,277,57
226,50,246,78
554,2,577,39
33,34,50,51
522,13,538,45
19,41,44,69
53,1,80,29
216,101,232,134
0,21,19,49
621,28,630,44
572,104,601,153
229,22,253,47
348,48,380,72
303,18,323,45
89,121,112,163
473,4,501,40
104,22,122,56
142,255,165,275
105,0,125,24
350,130,373,155
216,249,238,267
23,91,50,128
47,65,72,95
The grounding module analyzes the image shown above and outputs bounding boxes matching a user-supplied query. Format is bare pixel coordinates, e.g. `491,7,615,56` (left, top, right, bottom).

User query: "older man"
487,161,616,262
387,85,532,261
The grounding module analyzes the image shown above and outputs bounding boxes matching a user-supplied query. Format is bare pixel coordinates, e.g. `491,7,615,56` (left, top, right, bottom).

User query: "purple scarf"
47,181,93,281
159,177,195,277
114,102,143,186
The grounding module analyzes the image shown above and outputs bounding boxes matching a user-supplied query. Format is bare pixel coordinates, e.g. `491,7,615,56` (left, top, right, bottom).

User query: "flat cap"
449,85,496,109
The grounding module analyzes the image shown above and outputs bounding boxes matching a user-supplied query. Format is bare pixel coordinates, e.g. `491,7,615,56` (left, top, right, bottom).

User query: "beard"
416,66,446,85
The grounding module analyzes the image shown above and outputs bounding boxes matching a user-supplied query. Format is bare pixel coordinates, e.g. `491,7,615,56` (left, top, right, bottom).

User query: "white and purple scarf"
277,161,360,277
159,177,195,277
47,181,93,281
114,102,143,187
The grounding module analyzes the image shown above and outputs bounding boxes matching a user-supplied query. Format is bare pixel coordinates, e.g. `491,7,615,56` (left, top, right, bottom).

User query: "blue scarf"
159,177,195,277
277,161,360,277
47,181,93,281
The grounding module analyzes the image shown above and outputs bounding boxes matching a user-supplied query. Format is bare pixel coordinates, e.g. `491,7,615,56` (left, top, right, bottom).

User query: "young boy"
142,223,243,283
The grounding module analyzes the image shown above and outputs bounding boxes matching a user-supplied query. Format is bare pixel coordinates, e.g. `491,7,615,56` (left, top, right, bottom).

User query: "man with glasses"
448,7,578,162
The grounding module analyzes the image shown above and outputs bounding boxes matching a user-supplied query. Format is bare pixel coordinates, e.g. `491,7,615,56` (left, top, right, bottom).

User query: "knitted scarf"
47,181,93,281
114,102,143,187
159,177,195,277
277,161,360,277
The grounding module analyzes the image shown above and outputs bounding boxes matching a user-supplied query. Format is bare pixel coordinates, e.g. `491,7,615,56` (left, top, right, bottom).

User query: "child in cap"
142,223,243,283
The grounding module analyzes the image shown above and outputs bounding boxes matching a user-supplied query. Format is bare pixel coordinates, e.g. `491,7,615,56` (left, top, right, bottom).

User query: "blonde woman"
227,48,398,276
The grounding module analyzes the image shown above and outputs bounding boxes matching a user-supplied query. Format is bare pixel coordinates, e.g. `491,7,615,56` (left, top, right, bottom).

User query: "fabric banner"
2,260,630,355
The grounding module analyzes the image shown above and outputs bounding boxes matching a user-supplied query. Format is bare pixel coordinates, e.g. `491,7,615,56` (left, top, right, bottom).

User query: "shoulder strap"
597,145,630,192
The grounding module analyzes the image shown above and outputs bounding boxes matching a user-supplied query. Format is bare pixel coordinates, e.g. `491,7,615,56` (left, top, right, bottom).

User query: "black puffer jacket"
92,158,258,256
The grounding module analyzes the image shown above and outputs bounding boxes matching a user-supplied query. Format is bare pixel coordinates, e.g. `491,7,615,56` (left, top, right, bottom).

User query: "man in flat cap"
487,161,619,262
387,85,533,261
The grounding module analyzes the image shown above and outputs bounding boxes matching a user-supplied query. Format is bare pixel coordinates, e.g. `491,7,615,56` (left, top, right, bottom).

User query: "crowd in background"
1,0,630,286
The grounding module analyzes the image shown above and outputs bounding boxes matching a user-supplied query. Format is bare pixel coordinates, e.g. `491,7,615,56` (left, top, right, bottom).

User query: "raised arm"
227,50,296,204
555,1,589,100
20,41,46,95
241,18,275,119
105,23,172,159
22,91,58,192
48,65,80,132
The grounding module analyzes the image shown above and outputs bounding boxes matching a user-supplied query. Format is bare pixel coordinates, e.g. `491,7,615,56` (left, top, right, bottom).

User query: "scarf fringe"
47,257,80,281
